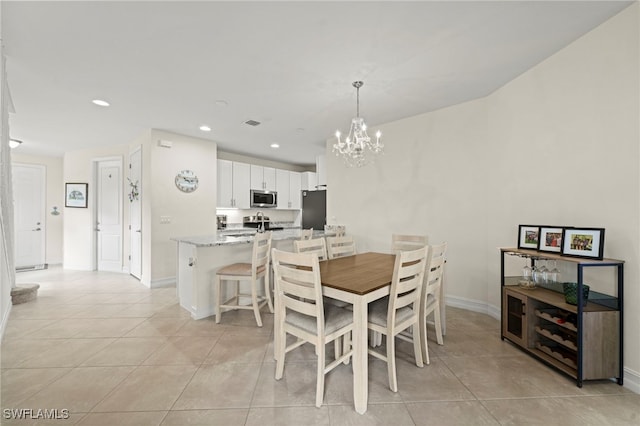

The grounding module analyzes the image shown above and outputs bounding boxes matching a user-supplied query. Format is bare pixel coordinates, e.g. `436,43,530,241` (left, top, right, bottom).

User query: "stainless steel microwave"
250,190,277,208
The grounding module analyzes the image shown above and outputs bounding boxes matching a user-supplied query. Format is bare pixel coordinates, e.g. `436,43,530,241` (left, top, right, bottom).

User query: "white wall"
327,4,639,383
327,98,490,306
0,18,15,337
218,151,312,172
141,130,217,287
11,154,63,265
62,144,130,270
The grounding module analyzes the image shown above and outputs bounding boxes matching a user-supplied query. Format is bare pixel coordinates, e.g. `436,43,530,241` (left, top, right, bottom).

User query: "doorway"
12,164,46,270
94,158,123,272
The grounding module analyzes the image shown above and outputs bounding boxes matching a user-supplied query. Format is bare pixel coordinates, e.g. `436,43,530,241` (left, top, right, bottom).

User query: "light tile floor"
1,268,637,425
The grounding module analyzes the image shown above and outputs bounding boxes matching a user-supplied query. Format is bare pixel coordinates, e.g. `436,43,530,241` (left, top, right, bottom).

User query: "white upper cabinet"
301,171,317,191
233,162,251,208
218,160,250,208
276,170,302,210
289,171,302,210
251,165,276,191
316,154,326,188
217,159,233,208
276,169,290,209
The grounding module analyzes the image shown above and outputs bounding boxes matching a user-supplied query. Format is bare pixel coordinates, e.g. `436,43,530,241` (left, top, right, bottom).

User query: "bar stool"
215,231,273,327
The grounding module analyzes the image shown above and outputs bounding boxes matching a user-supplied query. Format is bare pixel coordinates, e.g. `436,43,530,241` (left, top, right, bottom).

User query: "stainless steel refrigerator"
301,190,326,230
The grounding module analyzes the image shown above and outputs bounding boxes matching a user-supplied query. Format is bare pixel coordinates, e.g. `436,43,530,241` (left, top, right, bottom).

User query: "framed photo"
518,225,540,249
561,228,605,260
65,183,88,208
539,226,564,253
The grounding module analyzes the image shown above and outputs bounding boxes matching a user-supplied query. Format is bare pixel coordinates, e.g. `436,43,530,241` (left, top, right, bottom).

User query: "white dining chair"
294,237,327,261
391,234,428,252
396,242,447,363
300,228,314,240
272,249,354,407
419,242,447,363
367,246,428,392
326,235,356,259
370,234,429,348
214,231,273,327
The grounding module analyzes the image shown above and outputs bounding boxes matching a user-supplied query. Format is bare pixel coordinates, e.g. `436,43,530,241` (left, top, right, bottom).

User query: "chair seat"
286,305,353,335
368,298,415,328
217,263,266,276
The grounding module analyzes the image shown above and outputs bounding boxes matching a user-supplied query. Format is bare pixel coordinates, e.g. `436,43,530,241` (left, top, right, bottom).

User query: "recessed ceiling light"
199,125,211,132
215,100,228,107
9,139,22,149
270,143,280,149
92,99,110,107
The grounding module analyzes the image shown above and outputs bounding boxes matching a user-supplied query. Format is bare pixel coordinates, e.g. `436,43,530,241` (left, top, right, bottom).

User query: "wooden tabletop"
319,252,396,295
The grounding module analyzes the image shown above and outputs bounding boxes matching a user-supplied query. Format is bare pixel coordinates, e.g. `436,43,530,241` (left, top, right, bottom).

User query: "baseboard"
445,295,500,320
623,367,640,394
0,300,12,342
150,276,176,288
15,263,47,272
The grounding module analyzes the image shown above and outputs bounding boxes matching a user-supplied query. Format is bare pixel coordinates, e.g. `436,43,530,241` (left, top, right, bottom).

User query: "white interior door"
13,164,45,269
129,147,142,279
96,159,122,271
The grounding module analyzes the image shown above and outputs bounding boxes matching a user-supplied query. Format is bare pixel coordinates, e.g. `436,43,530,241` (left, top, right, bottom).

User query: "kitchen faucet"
256,211,265,233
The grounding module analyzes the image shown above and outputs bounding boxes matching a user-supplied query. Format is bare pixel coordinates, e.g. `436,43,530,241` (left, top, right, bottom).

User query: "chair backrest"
300,228,314,240
387,246,429,325
391,234,428,252
324,225,346,237
326,235,356,259
272,249,324,333
294,237,327,261
423,242,447,298
252,231,272,277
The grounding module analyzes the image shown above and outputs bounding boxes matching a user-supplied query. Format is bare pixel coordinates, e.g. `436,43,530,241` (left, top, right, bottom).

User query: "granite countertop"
172,228,333,247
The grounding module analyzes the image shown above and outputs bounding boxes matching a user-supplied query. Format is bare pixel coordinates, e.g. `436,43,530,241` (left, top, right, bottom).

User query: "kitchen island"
172,229,333,319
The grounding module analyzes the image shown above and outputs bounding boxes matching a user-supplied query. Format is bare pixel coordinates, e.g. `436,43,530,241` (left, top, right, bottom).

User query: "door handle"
136,230,141,233
32,228,41,231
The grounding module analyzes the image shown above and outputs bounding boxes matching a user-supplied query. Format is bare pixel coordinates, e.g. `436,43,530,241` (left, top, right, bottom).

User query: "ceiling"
2,1,633,166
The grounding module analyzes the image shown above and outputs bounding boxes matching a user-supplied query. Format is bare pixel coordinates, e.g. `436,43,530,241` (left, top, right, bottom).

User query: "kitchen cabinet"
276,169,301,209
251,165,276,191
217,160,250,208
500,248,623,387
316,154,326,188
301,171,317,191
289,171,301,209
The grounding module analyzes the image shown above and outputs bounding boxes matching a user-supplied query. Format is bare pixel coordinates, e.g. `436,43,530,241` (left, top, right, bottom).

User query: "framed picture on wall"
561,228,605,259
65,183,88,208
539,226,564,253
518,225,540,250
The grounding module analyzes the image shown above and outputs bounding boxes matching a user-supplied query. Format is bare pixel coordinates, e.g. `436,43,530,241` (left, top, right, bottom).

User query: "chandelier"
333,81,383,167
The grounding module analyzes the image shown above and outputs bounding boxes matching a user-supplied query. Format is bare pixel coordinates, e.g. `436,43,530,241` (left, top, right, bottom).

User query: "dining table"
319,252,396,414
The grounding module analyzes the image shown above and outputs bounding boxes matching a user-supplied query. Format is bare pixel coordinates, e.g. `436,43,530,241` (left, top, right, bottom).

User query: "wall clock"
175,170,199,193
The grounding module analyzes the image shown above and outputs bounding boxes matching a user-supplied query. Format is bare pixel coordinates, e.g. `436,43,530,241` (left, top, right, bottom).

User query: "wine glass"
539,260,549,284
548,260,560,284
532,262,545,286
522,259,532,283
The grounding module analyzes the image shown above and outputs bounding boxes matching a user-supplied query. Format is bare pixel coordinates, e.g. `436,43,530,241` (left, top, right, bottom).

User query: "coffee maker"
216,215,227,230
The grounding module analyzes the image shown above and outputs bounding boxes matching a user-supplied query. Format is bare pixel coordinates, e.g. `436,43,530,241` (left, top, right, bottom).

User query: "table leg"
352,298,368,414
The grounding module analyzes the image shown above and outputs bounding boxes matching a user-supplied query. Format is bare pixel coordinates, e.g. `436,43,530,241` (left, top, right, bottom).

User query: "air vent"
244,119,261,127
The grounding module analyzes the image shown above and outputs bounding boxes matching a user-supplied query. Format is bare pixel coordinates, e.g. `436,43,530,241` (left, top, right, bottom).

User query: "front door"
96,159,122,271
129,147,142,279
13,164,45,269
